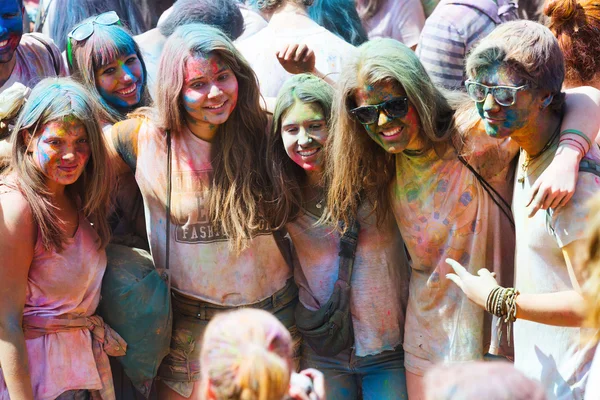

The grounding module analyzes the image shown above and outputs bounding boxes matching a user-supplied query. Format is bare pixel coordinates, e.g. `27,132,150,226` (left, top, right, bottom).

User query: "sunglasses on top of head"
66,11,121,67
464,79,529,107
350,96,409,125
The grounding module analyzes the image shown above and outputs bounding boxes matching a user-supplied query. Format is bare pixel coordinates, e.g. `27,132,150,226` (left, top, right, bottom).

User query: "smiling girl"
67,13,152,247
268,73,410,399
110,24,297,399
0,78,117,400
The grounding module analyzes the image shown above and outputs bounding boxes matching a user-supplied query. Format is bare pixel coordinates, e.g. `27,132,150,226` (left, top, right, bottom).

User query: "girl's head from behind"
545,0,600,88
156,23,261,138
67,15,150,124
424,362,547,400
200,309,292,400
10,78,112,251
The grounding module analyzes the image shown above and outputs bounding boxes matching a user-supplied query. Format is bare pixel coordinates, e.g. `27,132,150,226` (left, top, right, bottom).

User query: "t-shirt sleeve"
112,118,143,172
26,33,67,77
551,171,600,248
392,0,426,48
417,16,466,89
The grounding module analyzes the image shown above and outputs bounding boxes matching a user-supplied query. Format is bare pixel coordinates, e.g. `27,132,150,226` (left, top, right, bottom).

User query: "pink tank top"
0,190,107,400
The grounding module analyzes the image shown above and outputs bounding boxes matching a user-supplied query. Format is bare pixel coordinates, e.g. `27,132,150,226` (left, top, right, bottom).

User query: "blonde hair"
6,78,112,251
582,193,600,340
200,309,293,400
324,38,457,230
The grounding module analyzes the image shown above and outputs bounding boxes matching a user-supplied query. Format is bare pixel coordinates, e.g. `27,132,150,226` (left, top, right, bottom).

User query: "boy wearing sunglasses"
447,20,600,399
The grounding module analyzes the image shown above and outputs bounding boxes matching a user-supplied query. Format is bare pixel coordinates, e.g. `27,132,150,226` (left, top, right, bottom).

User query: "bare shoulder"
0,190,35,239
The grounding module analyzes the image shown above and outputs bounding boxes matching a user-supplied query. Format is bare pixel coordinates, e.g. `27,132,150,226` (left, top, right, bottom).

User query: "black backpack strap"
579,158,600,176
337,218,360,284
458,155,515,228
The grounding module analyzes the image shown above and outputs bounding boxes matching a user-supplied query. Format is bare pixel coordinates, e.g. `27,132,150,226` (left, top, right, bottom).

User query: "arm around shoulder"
0,191,37,400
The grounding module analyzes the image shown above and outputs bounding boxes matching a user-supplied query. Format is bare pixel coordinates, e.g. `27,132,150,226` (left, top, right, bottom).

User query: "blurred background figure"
545,0,600,89
355,0,425,49
237,0,356,98
424,362,547,400
417,0,519,89
309,0,368,46
35,0,147,51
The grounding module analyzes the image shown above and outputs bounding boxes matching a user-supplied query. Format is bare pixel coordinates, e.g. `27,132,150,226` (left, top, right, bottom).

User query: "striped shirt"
417,0,518,89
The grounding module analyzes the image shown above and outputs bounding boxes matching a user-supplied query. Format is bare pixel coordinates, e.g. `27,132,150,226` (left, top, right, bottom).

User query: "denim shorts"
158,278,300,398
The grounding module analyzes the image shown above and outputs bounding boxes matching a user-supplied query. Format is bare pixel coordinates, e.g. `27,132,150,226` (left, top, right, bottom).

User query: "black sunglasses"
350,97,409,125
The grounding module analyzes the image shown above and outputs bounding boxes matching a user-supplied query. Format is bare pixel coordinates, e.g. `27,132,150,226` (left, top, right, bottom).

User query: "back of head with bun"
545,0,600,85
199,309,293,400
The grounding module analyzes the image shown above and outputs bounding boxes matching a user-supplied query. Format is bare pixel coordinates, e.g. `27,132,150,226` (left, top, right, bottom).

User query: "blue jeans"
301,343,408,400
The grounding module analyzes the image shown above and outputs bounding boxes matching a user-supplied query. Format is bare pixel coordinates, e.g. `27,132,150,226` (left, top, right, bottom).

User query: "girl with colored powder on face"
323,38,600,400
0,78,119,400
67,13,152,249
110,23,298,400
268,73,409,399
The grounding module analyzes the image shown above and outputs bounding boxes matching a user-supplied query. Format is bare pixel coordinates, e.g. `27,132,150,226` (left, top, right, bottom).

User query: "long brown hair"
153,23,271,251
324,38,457,230
7,78,113,251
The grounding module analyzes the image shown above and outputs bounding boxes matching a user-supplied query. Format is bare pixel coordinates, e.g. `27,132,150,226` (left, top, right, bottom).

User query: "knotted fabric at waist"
22,314,127,400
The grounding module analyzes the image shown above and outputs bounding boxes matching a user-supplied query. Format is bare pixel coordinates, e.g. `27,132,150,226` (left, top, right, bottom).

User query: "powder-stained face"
353,80,422,154
473,63,540,139
281,101,328,173
29,118,91,190
181,53,238,131
95,53,144,109
0,0,24,64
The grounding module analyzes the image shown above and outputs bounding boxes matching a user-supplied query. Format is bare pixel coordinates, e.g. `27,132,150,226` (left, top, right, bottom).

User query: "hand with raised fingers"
276,43,316,75
445,258,498,309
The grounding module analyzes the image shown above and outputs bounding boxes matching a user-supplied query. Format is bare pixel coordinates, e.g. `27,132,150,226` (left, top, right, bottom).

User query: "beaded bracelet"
485,286,520,346
561,129,593,149
559,138,588,157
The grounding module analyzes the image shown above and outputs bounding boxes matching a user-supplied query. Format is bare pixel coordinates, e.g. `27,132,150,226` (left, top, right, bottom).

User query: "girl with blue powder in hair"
0,78,120,400
268,73,410,400
67,11,152,248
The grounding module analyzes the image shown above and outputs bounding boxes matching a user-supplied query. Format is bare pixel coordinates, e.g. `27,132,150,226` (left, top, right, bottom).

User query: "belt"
171,278,298,320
